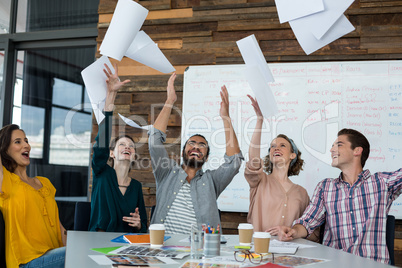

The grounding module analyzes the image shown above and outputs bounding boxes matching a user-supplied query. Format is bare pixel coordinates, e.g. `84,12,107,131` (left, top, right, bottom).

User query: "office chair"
386,215,395,266
73,201,91,231
0,210,6,268
150,205,156,223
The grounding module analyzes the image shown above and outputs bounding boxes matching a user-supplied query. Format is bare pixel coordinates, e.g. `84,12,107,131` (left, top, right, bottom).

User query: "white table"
65,231,394,267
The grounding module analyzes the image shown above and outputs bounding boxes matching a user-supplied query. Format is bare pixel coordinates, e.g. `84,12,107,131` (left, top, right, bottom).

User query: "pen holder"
203,233,221,258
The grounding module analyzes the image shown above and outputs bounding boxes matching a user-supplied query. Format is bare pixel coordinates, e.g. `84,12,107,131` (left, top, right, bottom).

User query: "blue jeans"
19,247,65,268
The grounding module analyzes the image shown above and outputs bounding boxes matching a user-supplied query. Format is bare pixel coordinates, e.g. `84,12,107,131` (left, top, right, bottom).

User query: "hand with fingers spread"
104,63,130,112
103,63,131,93
247,95,263,119
123,207,142,230
219,85,240,156
220,85,230,119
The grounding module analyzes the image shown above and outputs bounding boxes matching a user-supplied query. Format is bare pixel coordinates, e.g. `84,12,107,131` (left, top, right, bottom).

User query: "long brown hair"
0,124,23,173
263,134,304,176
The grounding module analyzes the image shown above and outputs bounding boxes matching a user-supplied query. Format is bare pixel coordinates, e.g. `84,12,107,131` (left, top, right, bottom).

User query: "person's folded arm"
292,180,328,237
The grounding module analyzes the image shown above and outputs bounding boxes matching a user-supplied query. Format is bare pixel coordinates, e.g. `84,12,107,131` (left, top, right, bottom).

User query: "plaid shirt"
294,168,402,264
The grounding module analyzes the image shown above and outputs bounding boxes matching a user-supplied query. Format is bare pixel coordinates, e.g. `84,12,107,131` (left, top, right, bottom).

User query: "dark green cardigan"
88,111,147,233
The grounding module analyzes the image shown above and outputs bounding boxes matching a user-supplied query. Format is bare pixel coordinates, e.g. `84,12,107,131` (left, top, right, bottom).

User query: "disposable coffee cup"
149,224,165,248
253,232,271,254
238,223,254,246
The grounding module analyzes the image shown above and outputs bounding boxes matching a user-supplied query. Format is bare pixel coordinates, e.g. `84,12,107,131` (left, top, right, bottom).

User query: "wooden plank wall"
94,0,402,265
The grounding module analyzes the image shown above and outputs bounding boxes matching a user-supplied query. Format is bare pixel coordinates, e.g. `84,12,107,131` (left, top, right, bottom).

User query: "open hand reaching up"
247,95,263,119
166,72,177,105
103,63,130,93
220,85,230,119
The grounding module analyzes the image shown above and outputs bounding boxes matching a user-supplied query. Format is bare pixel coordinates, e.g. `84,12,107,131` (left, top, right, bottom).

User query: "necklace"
118,185,128,188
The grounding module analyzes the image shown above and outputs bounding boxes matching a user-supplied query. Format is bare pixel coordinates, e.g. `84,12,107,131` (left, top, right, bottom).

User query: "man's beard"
183,154,206,168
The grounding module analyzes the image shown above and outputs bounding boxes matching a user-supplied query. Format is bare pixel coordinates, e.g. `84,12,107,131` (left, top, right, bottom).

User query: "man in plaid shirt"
278,128,402,264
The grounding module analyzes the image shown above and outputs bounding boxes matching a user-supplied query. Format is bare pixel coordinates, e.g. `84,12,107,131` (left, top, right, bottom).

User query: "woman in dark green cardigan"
88,63,147,233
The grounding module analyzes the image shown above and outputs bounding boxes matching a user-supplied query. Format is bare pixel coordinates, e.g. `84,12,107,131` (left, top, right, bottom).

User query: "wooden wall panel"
94,0,402,265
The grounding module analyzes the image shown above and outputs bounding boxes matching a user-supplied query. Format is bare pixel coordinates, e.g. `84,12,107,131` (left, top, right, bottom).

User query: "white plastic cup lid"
253,232,271,238
238,223,253,229
149,224,165,230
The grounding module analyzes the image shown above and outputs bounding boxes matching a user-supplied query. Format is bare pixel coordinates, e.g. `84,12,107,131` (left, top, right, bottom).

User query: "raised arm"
153,73,177,133
92,64,130,172
247,95,264,164
103,63,130,112
220,85,240,156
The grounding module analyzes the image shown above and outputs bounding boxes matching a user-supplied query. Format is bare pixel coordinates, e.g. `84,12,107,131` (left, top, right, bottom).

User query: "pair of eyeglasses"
187,140,207,148
234,249,263,264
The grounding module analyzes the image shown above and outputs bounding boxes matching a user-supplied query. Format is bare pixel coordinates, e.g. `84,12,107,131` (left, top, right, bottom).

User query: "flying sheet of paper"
125,31,175,73
244,66,278,118
99,0,148,61
81,56,114,124
118,113,152,130
289,14,355,55
237,34,274,84
294,0,355,40
275,0,324,23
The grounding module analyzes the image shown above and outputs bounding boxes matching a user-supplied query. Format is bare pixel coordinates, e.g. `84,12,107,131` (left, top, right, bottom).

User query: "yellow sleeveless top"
0,166,63,268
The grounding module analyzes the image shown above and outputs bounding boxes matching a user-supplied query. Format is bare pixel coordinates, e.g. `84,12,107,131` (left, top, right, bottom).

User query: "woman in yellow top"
0,124,66,268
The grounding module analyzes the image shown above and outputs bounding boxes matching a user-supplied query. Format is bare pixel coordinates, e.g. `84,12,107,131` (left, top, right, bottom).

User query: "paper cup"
253,232,271,253
149,224,165,248
238,223,254,245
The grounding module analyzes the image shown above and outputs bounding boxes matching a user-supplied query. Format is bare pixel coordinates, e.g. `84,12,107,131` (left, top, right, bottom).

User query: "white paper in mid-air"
118,113,152,130
243,65,278,118
290,14,355,55
237,34,274,84
125,31,175,74
81,56,114,124
275,0,324,23
99,0,148,61
296,0,355,40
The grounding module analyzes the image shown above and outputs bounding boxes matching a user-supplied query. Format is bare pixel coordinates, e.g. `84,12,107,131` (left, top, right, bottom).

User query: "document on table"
269,239,298,254
109,245,189,259
89,254,178,266
270,239,316,251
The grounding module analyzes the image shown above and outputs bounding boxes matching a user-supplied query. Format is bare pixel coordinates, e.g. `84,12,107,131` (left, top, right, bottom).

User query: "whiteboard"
181,61,402,218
